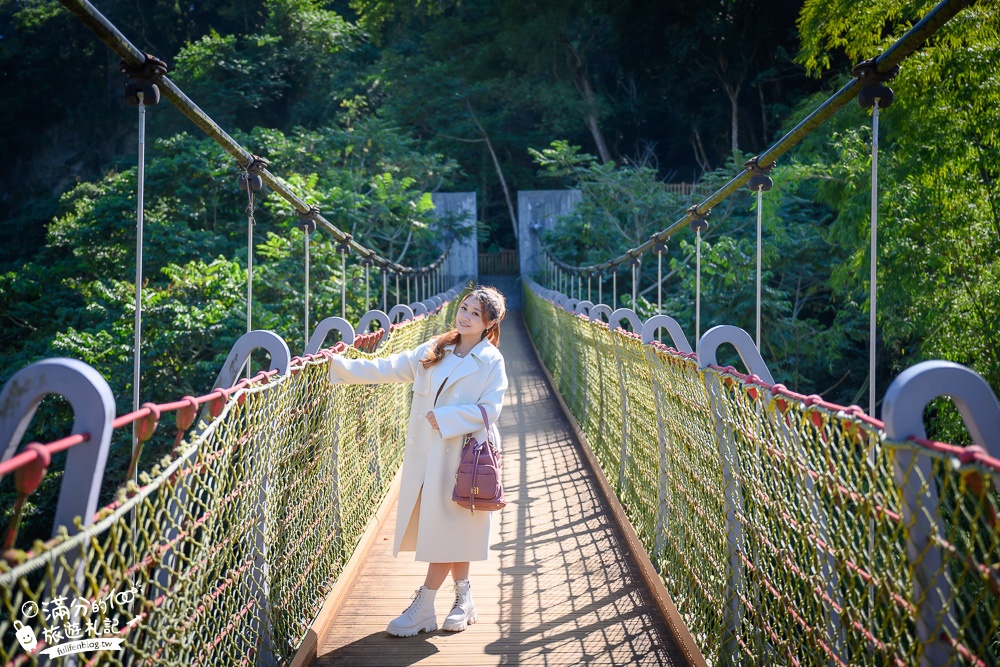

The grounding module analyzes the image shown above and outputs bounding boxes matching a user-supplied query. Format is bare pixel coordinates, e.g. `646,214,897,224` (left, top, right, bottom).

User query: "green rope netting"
0,300,457,665
524,282,999,666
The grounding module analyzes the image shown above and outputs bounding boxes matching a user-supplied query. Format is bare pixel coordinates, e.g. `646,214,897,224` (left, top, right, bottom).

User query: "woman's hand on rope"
425,411,439,430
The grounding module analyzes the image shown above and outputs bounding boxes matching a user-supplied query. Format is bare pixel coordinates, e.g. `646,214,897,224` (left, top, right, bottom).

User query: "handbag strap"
477,405,496,450
477,405,489,432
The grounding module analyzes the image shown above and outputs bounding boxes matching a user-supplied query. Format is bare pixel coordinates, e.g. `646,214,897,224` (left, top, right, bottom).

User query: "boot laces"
404,588,424,615
451,582,468,612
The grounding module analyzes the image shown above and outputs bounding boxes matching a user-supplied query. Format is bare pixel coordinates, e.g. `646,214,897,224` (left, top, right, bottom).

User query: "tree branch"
465,99,518,242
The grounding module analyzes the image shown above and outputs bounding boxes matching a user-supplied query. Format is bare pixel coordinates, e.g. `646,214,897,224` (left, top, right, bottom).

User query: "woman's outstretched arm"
328,342,429,385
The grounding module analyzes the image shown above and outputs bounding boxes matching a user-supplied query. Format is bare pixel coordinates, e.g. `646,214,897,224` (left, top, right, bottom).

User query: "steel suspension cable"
132,95,146,473
304,227,311,350
365,263,370,312
657,250,663,314
756,187,763,349
631,262,638,309
870,101,881,418
340,248,347,319
246,189,254,335
696,230,702,344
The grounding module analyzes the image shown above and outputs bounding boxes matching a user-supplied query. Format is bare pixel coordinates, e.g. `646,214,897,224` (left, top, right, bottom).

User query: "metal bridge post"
305,317,355,353
700,369,743,662
647,348,671,565
0,359,116,539
698,326,774,662
883,361,999,666
0,359,116,651
608,309,642,493
212,332,291,665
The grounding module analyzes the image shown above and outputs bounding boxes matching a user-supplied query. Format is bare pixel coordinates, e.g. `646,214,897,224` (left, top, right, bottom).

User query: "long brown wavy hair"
421,286,507,368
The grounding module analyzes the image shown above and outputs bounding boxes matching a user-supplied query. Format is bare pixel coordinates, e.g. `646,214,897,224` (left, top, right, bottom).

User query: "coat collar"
444,337,493,361
435,338,497,396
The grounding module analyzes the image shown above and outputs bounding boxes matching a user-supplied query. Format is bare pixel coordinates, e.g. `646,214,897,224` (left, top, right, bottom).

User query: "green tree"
795,0,1000,439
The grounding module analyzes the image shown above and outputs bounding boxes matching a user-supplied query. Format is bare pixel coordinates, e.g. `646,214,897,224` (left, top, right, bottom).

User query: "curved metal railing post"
0,359,116,538
883,361,1000,666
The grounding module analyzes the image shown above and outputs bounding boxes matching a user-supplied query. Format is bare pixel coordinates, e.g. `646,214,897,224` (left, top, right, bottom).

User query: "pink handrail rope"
0,344,352,480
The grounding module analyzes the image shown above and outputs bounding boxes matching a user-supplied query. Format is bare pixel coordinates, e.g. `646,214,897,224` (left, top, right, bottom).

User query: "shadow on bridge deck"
314,310,686,666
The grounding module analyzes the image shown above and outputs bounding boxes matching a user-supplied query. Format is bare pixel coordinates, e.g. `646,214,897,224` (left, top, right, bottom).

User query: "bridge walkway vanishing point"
313,310,691,666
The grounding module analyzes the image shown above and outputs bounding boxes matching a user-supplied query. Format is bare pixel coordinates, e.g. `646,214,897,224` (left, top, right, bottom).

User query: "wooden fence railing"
479,249,519,275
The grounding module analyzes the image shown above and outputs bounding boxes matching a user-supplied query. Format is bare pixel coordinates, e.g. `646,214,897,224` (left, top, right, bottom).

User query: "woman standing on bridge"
328,286,508,637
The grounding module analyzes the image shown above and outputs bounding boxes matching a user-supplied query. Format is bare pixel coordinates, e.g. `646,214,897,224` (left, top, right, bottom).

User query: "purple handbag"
452,406,506,514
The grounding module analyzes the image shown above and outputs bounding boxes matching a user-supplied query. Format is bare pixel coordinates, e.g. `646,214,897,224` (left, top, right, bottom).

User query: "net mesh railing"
0,300,457,665
524,282,1000,666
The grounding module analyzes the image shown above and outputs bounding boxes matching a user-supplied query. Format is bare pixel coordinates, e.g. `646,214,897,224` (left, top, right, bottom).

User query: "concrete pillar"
517,190,582,278
431,192,478,285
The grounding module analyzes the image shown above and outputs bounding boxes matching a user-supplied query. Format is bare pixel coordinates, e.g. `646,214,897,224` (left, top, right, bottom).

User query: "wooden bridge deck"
313,308,688,666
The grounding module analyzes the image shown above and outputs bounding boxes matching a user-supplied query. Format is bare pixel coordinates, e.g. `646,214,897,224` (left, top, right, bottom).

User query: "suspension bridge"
2,0,999,665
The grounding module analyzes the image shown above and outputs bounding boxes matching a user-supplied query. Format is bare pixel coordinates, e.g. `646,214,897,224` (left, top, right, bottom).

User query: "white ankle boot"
386,586,438,637
443,579,478,632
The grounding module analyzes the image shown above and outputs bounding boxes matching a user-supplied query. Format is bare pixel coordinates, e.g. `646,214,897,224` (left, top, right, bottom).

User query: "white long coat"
328,337,508,562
